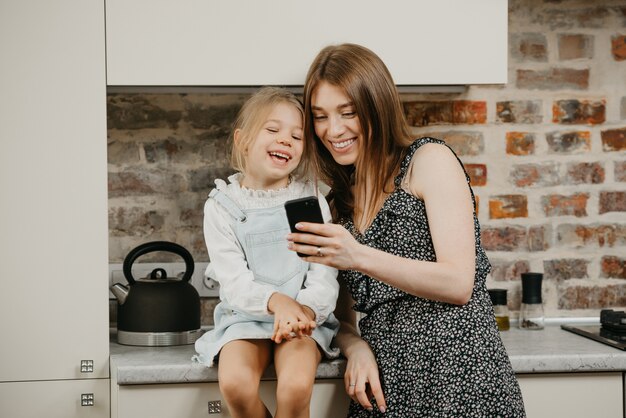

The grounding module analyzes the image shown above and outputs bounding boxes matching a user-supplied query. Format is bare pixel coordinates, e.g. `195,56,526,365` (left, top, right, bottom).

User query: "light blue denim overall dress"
194,187,340,367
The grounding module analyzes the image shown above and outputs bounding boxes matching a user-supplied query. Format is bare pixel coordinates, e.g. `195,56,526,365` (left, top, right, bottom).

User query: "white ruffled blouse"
203,173,338,322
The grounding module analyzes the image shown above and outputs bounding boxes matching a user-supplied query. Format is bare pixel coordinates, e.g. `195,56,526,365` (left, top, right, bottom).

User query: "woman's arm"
334,281,386,413
287,143,476,305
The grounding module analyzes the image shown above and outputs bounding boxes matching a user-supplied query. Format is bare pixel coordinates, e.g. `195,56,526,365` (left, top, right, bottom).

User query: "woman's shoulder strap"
394,137,446,187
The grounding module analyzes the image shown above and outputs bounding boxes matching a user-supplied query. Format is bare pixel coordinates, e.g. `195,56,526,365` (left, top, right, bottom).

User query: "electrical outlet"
108,262,219,299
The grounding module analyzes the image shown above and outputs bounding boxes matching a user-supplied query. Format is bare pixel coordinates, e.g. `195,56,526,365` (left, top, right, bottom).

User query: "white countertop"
110,324,626,385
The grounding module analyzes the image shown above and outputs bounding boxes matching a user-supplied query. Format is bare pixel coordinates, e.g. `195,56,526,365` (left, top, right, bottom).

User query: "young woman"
287,44,526,417
193,87,340,418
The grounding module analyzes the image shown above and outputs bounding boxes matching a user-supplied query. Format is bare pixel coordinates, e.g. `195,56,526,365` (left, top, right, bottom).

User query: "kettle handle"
123,241,195,285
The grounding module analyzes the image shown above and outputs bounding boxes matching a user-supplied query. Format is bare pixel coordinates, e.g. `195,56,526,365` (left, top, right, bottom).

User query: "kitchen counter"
110,324,626,385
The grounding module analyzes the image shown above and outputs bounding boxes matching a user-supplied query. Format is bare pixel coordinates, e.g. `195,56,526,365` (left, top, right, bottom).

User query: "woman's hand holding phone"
286,221,363,271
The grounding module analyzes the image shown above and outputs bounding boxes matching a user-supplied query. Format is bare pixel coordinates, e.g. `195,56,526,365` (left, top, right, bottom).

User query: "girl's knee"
276,375,315,403
219,369,260,402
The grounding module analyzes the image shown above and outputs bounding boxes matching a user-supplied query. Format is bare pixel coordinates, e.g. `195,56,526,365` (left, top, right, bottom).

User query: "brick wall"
108,0,626,318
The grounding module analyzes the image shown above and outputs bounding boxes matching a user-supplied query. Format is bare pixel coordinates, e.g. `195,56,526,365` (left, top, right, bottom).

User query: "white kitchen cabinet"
517,372,624,418
0,380,110,418
105,0,507,87
112,380,350,418
0,0,109,415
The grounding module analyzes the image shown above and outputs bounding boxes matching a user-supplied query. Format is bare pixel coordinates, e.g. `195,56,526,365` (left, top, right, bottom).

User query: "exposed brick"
506,132,535,156
107,140,140,164
481,226,527,251
616,161,626,182
496,100,542,124
421,131,484,156
546,130,591,153
599,191,626,214
108,170,186,197
619,6,626,26
465,164,487,186
174,226,209,260
489,260,530,281
544,259,589,280
558,34,594,60
188,167,236,193
509,33,548,62
403,101,487,126
542,193,589,217
489,195,528,219
565,162,605,184
601,128,626,151
516,68,589,90
601,256,626,279
108,206,167,237
611,34,626,61
185,102,242,132
144,140,184,163
197,134,231,162
558,284,626,310
528,225,552,252
556,224,626,248
200,298,220,326
507,288,522,311
536,6,614,30
177,194,205,227
107,95,182,130
552,99,606,125
510,163,560,187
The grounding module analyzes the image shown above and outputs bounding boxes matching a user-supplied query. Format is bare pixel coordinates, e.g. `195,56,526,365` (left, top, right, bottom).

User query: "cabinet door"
114,380,350,418
0,0,109,382
0,379,110,418
517,372,623,418
106,0,507,86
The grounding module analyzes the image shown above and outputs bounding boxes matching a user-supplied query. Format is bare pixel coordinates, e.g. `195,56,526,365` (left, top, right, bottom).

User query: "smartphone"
284,196,324,257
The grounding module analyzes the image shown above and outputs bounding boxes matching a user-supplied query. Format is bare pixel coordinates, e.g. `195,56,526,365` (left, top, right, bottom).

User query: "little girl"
193,87,340,418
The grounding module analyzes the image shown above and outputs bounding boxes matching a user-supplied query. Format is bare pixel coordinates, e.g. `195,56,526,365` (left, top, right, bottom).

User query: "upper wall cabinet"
105,0,507,87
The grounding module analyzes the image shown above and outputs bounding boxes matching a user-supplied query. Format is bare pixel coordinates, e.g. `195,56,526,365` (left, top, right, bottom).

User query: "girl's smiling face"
311,81,363,166
239,102,304,190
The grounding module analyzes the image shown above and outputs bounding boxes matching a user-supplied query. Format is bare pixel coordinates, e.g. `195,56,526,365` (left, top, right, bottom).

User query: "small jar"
488,288,510,331
519,272,544,330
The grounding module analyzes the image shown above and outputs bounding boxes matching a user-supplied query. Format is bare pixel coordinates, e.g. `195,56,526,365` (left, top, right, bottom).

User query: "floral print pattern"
341,138,525,417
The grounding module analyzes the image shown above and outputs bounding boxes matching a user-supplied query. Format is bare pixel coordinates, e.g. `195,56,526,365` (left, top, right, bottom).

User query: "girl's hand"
286,222,362,270
268,293,317,343
344,343,387,413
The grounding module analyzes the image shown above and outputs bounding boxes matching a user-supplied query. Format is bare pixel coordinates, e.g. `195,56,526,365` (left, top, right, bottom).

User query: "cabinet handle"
207,400,221,414
81,393,94,406
80,360,94,373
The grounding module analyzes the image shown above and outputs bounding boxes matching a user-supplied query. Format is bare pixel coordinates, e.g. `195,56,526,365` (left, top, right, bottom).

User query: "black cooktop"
561,309,626,351
561,325,626,351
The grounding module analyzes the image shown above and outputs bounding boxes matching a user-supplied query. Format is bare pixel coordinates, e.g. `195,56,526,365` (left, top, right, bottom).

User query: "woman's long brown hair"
303,43,413,227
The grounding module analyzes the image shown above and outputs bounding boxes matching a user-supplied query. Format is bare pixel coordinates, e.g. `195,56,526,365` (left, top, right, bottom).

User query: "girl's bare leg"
273,337,322,418
217,339,273,418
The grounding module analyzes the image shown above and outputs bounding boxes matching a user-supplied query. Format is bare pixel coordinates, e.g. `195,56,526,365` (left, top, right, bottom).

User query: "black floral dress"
341,138,525,418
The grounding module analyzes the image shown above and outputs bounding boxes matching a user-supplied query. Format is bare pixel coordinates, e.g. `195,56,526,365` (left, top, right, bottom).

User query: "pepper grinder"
519,272,544,330
488,288,510,331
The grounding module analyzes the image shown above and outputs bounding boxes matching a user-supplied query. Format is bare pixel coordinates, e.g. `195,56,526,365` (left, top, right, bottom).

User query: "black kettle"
111,241,202,346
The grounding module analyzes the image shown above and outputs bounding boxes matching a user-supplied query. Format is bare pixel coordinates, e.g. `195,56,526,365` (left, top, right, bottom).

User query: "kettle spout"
110,283,129,305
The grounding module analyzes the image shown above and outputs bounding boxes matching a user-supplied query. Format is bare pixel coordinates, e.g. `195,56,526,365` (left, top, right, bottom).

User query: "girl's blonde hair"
231,86,309,179
303,43,413,224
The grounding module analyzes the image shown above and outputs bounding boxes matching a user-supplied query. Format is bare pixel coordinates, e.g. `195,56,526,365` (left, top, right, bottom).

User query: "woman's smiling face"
310,81,363,166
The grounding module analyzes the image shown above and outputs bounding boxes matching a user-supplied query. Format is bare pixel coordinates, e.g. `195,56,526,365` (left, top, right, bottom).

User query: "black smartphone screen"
284,196,324,256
